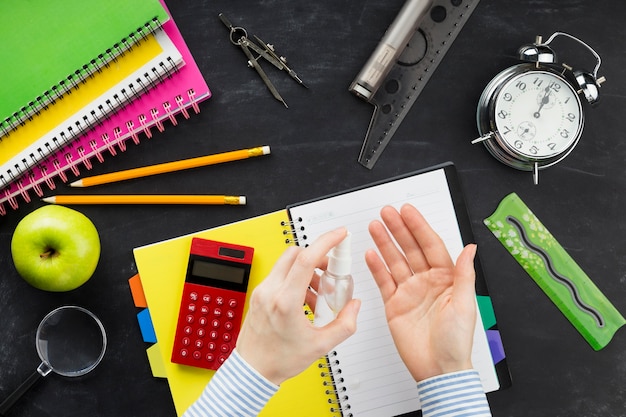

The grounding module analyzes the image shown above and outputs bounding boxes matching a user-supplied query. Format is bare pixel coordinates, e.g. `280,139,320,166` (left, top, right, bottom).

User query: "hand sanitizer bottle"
319,233,354,315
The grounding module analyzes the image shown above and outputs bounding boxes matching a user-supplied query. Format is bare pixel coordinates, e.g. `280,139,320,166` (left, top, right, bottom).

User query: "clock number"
498,110,508,119
547,143,557,150
566,113,576,122
549,81,561,92
514,140,523,149
561,129,570,139
515,80,526,90
503,92,513,101
529,146,539,155
502,125,512,135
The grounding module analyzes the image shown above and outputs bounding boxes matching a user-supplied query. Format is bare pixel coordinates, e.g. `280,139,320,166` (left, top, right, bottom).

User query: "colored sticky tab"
129,274,148,308
147,343,168,379
477,295,497,330
486,330,506,364
484,192,626,350
137,308,157,344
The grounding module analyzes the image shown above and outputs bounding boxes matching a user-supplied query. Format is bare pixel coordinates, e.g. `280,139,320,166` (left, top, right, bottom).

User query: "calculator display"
190,259,246,284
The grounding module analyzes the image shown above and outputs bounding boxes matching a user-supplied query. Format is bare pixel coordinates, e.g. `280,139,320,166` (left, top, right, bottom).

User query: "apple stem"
40,248,57,259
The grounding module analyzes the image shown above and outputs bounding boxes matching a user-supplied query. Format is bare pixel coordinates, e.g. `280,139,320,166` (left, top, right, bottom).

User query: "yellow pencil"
42,195,246,205
70,145,271,187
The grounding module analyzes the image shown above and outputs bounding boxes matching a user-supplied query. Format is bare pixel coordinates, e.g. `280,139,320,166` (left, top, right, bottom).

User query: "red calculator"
171,238,253,370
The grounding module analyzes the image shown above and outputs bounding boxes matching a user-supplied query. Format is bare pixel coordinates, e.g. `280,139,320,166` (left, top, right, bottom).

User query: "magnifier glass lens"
36,307,106,377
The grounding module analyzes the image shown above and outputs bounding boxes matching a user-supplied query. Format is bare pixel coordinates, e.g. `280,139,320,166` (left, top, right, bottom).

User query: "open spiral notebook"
132,162,510,416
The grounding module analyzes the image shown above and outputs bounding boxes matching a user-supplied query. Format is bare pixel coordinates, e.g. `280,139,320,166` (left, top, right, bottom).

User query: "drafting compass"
472,32,605,184
219,13,307,108
350,0,482,169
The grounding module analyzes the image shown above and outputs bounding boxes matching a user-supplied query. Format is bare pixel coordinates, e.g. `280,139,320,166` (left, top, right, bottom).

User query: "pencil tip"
42,197,55,204
69,180,83,187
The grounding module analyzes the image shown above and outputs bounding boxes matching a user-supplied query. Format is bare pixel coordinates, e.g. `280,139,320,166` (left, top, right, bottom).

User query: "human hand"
365,204,477,382
236,227,361,385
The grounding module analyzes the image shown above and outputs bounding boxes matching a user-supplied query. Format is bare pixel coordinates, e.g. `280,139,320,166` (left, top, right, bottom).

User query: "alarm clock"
472,32,606,184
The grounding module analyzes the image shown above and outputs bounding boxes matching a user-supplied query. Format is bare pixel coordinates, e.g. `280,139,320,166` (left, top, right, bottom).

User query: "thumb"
453,244,477,300
318,299,361,350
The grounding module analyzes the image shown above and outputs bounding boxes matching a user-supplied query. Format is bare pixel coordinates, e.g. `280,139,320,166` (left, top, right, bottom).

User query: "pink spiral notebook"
0,1,211,215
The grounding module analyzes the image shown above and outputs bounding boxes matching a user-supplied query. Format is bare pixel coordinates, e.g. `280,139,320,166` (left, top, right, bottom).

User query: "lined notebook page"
288,166,499,417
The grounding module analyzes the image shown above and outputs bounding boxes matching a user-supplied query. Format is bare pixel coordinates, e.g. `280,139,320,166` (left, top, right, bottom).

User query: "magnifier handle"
0,363,50,415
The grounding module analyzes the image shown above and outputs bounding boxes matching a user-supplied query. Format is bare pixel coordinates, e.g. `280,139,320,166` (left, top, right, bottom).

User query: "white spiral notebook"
288,162,510,416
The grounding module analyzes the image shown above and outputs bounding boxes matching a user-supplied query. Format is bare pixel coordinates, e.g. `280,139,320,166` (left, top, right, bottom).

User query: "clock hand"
533,85,551,118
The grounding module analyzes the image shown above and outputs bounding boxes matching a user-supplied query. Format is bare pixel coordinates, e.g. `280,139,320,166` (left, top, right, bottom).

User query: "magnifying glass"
0,305,107,415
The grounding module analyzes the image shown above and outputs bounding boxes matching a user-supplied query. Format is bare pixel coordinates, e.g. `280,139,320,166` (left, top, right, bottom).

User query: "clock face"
492,70,584,159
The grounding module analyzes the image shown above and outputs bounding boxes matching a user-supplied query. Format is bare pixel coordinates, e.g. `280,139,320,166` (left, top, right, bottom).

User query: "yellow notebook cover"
133,210,336,416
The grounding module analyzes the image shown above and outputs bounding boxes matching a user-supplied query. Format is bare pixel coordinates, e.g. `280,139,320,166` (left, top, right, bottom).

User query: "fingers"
284,227,347,301
304,273,320,312
397,204,454,270
378,205,429,273
368,216,413,284
318,299,361,350
365,248,396,301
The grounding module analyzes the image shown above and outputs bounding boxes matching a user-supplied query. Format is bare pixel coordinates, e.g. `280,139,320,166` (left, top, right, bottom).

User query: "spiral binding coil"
320,350,352,416
0,87,205,215
0,17,163,138
281,217,308,245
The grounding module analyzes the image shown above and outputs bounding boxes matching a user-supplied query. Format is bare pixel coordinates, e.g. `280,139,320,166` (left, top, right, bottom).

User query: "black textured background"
0,1,625,416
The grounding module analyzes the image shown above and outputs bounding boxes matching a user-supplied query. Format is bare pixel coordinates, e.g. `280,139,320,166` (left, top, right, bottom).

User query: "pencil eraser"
239,196,247,205
261,145,271,155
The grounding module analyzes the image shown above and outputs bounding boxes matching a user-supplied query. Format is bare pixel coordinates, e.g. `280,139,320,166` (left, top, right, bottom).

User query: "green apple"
11,205,101,292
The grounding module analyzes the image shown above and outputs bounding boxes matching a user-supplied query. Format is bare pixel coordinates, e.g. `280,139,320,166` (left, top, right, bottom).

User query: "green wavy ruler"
484,193,625,350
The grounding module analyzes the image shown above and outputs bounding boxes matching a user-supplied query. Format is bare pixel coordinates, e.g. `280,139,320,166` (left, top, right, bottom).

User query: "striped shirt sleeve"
182,349,279,417
417,370,492,417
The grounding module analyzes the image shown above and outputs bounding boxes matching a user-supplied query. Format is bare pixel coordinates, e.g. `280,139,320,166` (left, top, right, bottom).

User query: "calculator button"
226,310,235,320
194,340,204,349
215,296,224,306
220,344,230,353
206,353,215,362
193,351,202,360
202,294,211,303
185,314,194,324
209,330,219,340
184,326,193,335
182,337,191,346
189,292,198,301
223,333,232,343
211,319,221,328
207,341,216,351
197,328,206,338
224,322,233,331
228,299,238,308
213,308,222,317
218,355,228,364
187,303,196,313
180,349,189,357
198,317,208,326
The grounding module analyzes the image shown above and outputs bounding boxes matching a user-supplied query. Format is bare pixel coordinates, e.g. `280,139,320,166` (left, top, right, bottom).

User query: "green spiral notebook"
0,0,168,136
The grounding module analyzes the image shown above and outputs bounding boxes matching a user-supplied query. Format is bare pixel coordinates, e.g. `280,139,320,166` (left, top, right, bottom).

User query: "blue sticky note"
137,308,157,343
